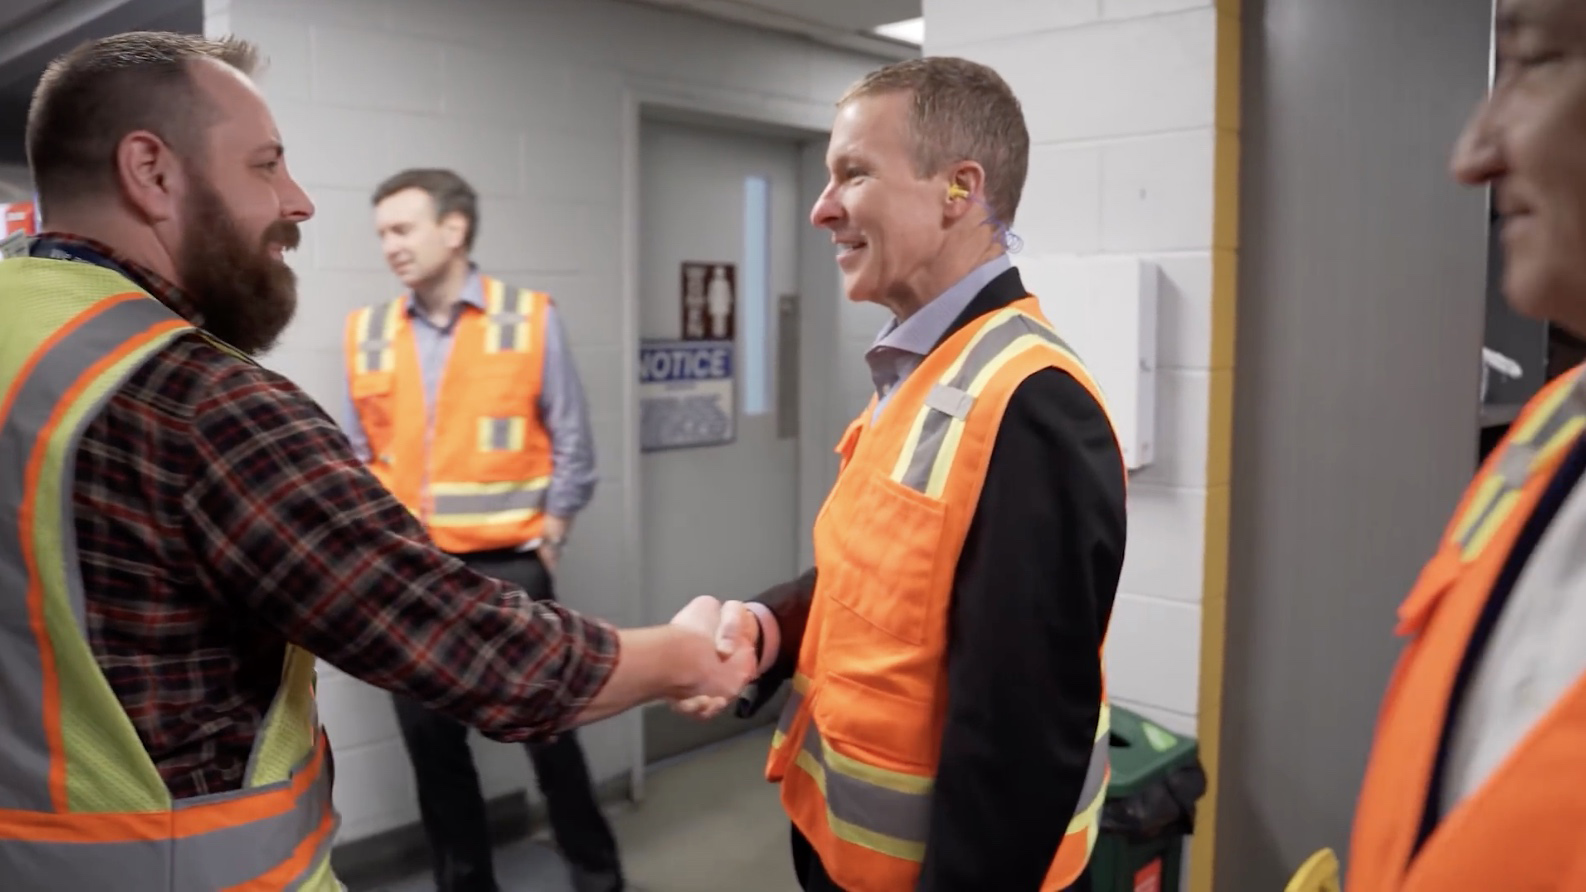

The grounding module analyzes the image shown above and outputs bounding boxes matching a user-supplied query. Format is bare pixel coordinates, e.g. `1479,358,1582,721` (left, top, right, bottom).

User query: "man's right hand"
565,597,758,730
669,597,757,720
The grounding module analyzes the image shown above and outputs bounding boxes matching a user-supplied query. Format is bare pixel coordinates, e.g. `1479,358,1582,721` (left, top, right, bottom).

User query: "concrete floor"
373,727,802,892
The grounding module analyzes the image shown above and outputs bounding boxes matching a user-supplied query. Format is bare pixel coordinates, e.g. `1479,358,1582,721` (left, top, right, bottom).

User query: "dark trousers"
392,548,623,892
790,824,1092,891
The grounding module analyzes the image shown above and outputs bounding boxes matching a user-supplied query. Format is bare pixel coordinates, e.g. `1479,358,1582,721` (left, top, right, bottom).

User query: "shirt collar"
405,265,486,317
869,253,1012,358
31,231,206,326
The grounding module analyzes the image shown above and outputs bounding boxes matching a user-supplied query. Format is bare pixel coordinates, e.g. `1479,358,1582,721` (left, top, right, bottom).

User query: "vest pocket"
814,671,937,774
827,468,948,646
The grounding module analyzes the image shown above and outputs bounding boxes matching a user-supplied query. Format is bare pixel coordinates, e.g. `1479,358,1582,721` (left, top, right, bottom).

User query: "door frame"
619,85,835,801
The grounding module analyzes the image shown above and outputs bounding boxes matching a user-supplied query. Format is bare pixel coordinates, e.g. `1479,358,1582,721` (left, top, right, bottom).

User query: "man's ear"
116,130,184,223
440,211,470,251
943,161,987,221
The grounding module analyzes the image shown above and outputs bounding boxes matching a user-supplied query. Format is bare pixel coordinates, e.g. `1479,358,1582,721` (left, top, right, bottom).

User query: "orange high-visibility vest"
0,256,339,890
765,297,1119,892
1347,365,1586,891
344,275,554,553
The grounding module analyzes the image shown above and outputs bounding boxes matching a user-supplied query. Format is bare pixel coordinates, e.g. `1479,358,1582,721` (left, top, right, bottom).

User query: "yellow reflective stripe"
792,742,928,862
1462,489,1524,561
1512,376,1575,442
819,743,934,797
771,674,815,753
1451,473,1507,547
428,479,552,495
427,508,544,529
1065,702,1111,840
924,333,1065,499
781,684,1109,868
476,417,529,452
890,308,1083,498
426,478,550,527
350,307,370,374
482,279,532,355
1452,371,1586,559
889,308,1020,485
352,301,400,374
1537,414,1586,468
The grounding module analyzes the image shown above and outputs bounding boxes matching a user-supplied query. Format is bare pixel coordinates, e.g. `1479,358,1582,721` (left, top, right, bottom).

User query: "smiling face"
168,59,314,355
1453,0,1586,333
810,92,956,315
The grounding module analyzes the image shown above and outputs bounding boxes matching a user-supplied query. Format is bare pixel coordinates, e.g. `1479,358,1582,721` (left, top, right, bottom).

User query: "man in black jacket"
676,56,1127,891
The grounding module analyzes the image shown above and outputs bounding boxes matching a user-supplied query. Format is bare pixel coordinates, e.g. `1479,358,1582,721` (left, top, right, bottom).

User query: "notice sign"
681,261,736,341
640,339,736,451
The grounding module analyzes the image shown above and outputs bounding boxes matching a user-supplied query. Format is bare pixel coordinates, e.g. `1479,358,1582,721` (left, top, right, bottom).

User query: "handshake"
667,595,761,720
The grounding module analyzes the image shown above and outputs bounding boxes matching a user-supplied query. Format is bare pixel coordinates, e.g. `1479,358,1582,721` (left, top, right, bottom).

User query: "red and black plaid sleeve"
179,343,620,739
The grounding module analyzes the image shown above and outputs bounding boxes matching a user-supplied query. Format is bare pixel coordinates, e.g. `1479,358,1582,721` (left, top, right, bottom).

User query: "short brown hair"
840,56,1030,225
26,31,261,209
372,168,480,251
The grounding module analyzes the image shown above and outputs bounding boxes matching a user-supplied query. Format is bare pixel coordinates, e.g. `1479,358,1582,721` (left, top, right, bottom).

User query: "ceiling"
0,0,68,36
0,0,921,163
0,0,202,163
613,0,922,59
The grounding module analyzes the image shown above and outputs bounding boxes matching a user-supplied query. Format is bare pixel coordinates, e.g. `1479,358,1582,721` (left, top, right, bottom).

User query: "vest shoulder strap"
1449,367,1586,561
882,306,1096,499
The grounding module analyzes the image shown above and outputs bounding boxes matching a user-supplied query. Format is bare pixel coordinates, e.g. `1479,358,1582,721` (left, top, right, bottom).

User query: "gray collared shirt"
866,253,1013,417
340,269,597,533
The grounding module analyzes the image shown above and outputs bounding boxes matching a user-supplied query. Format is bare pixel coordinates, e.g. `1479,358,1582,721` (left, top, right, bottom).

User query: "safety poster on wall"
639,339,737,451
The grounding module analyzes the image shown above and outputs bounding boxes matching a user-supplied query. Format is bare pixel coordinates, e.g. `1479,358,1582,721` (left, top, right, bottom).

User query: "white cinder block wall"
0,163,33,199
202,0,892,843
924,0,1220,735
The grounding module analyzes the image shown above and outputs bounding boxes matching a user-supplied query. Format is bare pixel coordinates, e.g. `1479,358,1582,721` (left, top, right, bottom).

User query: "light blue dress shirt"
340,269,598,535
865,254,1013,417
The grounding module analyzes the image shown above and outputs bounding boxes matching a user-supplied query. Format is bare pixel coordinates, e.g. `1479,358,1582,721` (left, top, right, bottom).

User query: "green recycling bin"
1086,706,1208,892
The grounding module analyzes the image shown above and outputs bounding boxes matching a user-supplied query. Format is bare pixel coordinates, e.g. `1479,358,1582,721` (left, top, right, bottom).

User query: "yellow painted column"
1192,2,1241,890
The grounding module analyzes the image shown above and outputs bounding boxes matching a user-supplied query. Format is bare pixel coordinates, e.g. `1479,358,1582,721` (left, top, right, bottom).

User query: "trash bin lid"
1106,705,1200,799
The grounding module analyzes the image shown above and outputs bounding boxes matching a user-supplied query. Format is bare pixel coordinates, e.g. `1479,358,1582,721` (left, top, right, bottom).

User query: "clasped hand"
668,595,758,720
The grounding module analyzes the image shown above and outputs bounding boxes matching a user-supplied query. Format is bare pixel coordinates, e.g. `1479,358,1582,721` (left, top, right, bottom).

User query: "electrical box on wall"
1019,255,1159,471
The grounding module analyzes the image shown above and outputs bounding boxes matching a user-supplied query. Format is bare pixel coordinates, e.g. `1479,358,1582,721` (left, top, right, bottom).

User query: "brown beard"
176,177,300,356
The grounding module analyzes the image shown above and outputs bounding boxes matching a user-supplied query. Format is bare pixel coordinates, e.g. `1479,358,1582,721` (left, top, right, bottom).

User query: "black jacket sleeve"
918,367,1127,891
736,566,817,717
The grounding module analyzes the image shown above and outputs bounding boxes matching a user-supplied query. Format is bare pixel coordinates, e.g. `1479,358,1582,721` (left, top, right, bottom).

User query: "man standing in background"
341,168,623,892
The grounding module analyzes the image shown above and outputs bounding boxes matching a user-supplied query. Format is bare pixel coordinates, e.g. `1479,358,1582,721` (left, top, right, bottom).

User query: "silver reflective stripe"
898,313,1064,493
489,286,528,353
0,748,334,891
787,700,1110,861
798,724,930,849
488,418,516,451
494,319,520,352
796,720,1109,856
1456,371,1586,555
775,684,804,736
1076,728,1109,812
922,383,973,420
358,301,397,372
284,805,341,892
0,295,182,811
431,484,548,517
